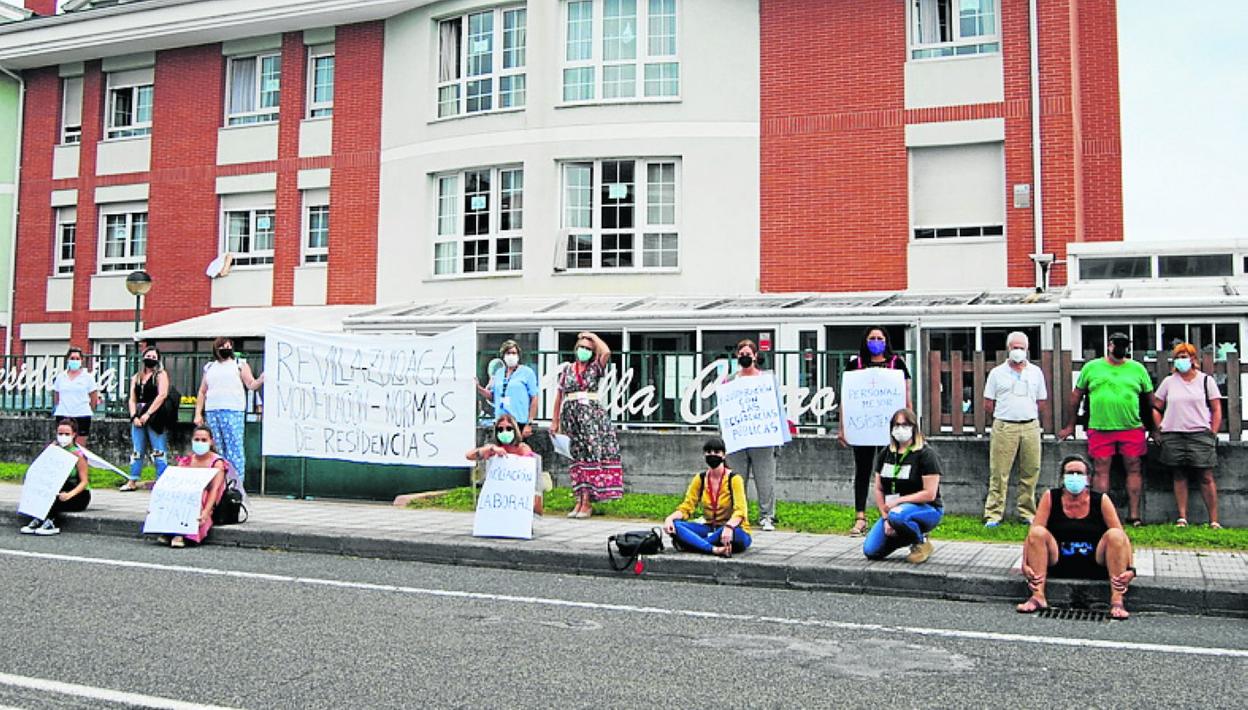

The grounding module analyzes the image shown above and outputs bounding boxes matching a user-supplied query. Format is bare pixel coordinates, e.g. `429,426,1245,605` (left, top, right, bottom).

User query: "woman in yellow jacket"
662,437,752,557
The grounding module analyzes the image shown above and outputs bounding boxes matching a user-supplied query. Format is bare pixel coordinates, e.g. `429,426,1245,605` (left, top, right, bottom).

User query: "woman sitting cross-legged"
1017,454,1137,620
662,437,752,557
863,408,943,564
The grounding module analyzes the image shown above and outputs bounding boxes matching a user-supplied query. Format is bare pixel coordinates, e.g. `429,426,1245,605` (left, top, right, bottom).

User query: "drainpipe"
0,63,22,356
1028,0,1048,291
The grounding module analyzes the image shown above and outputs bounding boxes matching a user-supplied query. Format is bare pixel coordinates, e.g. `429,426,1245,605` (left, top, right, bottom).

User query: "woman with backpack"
156,425,231,548
837,326,912,536
121,345,171,491
1153,342,1223,529
662,437,751,557
194,337,263,487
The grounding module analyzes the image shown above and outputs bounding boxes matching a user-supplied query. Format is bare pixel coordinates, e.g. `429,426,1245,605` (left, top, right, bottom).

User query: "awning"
136,305,371,341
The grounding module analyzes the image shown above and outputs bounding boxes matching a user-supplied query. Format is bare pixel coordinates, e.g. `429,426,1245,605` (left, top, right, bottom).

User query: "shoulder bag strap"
607,535,637,572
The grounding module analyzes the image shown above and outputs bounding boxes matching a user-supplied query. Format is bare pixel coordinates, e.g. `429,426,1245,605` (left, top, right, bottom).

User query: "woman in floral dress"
551,332,623,518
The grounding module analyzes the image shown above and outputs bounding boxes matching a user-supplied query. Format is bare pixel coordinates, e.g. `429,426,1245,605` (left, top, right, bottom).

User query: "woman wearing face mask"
194,337,263,487
121,346,171,491
158,425,231,548
551,331,623,518
838,327,912,536
1017,455,1136,619
51,346,99,447
477,340,540,439
1153,343,1223,529
863,409,942,564
722,339,781,531
19,419,91,536
663,437,751,557
466,413,545,515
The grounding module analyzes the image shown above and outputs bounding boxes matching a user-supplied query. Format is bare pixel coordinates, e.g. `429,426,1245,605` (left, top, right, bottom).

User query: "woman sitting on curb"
20,419,91,536
157,426,229,549
466,413,544,515
662,437,752,557
1017,454,1136,619
863,408,942,564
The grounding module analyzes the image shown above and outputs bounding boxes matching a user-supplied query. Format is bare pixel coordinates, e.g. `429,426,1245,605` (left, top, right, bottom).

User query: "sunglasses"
497,427,515,433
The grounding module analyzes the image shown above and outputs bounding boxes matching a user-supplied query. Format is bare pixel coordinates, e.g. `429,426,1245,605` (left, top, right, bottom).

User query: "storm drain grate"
1035,607,1109,623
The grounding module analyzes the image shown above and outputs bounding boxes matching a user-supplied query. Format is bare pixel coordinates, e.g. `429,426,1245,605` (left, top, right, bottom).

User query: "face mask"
192,440,211,456
503,354,519,368
704,454,724,469
891,425,914,444
144,358,159,369
1174,357,1192,373
1009,348,1027,364
867,340,887,356
1063,473,1089,496
219,348,234,360
66,360,82,372
575,347,593,363
496,429,515,445
56,434,73,447
737,355,754,368
1109,343,1129,359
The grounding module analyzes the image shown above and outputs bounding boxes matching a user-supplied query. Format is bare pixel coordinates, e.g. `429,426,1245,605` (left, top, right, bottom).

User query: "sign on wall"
263,325,476,467
839,369,907,446
17,445,79,521
716,373,788,453
472,455,538,539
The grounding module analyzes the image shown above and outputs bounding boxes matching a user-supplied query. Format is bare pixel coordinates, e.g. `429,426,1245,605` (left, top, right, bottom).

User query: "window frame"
54,207,76,276
104,71,154,140
224,52,282,127
97,203,148,274
560,0,681,107
61,76,83,145
435,5,528,120
908,0,1001,61
431,164,525,279
220,202,277,268
306,44,335,119
558,157,681,273
302,190,330,265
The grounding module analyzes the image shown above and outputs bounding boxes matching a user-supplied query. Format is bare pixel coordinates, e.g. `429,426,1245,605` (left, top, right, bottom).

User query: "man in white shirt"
983,331,1049,526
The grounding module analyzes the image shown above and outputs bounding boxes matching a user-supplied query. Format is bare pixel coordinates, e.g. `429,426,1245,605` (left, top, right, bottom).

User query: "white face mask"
503,354,519,368
891,425,914,444
1009,348,1027,364
56,434,73,447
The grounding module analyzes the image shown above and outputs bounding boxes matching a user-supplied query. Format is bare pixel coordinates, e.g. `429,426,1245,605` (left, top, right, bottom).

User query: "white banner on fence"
17,445,79,521
840,369,907,446
717,373,787,453
473,455,537,539
262,325,476,467
142,466,220,536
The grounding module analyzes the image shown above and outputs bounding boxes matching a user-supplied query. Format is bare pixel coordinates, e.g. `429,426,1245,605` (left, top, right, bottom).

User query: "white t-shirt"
53,370,99,417
984,361,1047,422
202,360,247,411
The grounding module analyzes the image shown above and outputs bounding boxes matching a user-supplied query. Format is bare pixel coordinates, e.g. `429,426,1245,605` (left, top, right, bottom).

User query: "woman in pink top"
159,425,229,548
1153,343,1223,529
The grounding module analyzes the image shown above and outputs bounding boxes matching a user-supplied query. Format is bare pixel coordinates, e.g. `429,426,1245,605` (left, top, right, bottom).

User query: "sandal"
849,516,868,537
1210,522,1223,530
1175,518,1188,528
1125,517,1143,528
1109,601,1130,620
1016,596,1049,614
119,481,140,492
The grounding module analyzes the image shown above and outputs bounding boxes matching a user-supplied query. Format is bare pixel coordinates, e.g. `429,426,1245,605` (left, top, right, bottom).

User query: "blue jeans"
130,424,168,481
671,520,752,555
863,503,943,559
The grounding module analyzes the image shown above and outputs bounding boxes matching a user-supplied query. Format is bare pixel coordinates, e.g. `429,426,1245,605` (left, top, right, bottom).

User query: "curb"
4,510,1243,618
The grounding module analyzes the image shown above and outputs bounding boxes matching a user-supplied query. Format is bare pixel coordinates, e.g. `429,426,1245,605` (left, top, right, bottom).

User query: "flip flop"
1175,518,1188,528
1109,601,1130,620
1210,522,1223,530
1016,596,1049,614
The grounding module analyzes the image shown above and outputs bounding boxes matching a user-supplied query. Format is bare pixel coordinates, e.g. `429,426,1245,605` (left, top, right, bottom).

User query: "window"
226,53,281,126
105,69,153,139
910,142,1004,240
61,77,83,144
560,158,679,270
303,190,329,264
307,45,334,118
223,206,276,266
1158,254,1233,279
562,0,679,103
98,205,147,273
55,207,76,276
433,166,524,276
1078,256,1152,281
1162,322,1241,358
438,6,527,118
910,0,999,59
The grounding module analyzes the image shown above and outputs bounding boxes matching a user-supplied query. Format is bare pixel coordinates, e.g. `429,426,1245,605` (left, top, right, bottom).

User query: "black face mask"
143,358,159,368
704,454,724,469
737,355,754,368
219,348,234,360
1110,343,1130,359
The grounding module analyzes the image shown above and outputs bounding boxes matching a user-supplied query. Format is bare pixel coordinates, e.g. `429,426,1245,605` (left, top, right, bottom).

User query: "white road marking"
3,548,1246,660
0,671,238,710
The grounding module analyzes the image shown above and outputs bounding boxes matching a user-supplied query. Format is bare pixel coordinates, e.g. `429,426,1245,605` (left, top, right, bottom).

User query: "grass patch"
411,486,1248,551
0,461,157,488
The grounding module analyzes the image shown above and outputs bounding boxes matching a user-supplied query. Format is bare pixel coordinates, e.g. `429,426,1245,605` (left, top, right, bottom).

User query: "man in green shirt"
1059,332,1156,525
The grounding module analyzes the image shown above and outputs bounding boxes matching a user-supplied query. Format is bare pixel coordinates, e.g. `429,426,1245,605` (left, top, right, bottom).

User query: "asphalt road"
0,531,1244,709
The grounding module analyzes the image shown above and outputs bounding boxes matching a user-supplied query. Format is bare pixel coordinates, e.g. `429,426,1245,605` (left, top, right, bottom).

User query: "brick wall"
12,67,60,356
272,32,308,307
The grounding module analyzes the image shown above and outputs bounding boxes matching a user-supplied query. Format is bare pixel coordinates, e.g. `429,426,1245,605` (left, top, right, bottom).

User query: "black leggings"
49,489,91,517
852,445,880,513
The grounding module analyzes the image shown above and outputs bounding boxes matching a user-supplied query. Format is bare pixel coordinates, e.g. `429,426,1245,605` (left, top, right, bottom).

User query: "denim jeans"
130,424,169,481
863,503,943,559
671,520,752,555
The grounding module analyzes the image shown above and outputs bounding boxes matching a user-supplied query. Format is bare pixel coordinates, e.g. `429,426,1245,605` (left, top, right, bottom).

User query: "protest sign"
473,455,537,539
263,325,476,467
717,374,786,453
840,369,907,446
143,466,221,536
17,445,79,520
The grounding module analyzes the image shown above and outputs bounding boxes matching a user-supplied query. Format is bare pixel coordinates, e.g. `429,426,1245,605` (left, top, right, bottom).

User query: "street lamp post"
125,270,153,336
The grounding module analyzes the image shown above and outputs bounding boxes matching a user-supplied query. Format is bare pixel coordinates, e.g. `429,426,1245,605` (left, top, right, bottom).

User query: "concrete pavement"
0,483,1244,617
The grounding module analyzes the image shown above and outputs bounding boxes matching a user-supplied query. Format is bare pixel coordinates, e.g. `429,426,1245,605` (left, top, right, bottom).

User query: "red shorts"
1087,428,1147,459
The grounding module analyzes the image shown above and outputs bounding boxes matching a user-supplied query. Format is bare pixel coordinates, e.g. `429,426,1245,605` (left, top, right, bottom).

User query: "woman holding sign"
467,413,545,515
724,339,779,532
159,425,229,548
552,332,623,518
194,337,263,487
663,437,751,557
20,419,90,536
863,408,941,564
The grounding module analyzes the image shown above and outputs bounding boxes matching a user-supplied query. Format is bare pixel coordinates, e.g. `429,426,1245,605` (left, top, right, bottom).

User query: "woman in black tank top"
1016,455,1137,619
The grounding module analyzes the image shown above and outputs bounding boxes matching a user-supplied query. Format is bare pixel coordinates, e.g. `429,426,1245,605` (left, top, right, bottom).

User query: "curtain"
229,57,256,114
916,0,942,44
439,20,461,82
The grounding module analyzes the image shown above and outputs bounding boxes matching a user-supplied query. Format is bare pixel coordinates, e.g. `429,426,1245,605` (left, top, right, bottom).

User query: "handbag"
607,527,664,572
212,480,248,525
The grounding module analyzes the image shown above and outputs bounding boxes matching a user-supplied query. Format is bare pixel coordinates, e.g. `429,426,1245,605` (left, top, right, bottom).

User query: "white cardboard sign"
840,368,907,446
143,466,220,536
717,373,787,453
17,445,79,521
472,455,537,540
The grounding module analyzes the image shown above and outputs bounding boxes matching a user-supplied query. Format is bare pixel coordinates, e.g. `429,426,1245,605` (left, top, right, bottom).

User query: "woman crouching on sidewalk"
466,413,545,515
863,408,942,564
662,437,751,557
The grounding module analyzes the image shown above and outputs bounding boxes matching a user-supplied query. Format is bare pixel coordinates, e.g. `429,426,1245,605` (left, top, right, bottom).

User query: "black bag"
607,527,664,572
212,481,248,525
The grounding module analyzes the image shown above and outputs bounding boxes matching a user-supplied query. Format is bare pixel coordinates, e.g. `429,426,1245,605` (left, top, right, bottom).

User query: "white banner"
473,455,537,539
717,374,787,453
143,466,220,536
263,325,476,467
17,445,79,521
840,369,907,446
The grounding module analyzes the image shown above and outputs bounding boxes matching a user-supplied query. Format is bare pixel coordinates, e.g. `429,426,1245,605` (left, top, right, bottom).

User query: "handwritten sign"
263,325,476,467
717,374,786,453
473,455,537,539
17,445,79,520
840,369,906,446
143,466,220,536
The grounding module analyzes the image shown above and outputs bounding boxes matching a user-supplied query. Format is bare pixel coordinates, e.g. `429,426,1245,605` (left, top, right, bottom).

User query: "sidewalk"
1,484,1243,617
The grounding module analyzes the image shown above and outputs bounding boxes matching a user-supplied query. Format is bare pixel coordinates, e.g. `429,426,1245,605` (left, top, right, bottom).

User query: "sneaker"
906,538,933,564
33,519,60,536
760,517,775,532
984,520,1000,528
19,519,40,534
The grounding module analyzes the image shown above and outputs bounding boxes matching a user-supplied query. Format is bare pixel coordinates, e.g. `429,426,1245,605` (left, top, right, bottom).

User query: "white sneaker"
19,519,40,534
761,517,775,532
34,519,60,536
